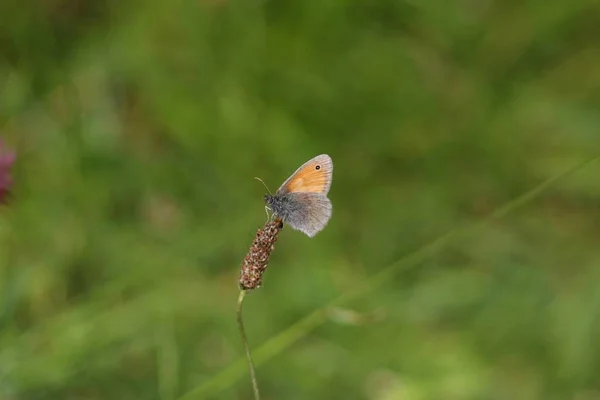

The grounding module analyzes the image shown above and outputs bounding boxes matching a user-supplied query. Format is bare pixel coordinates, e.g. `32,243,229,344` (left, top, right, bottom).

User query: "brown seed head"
238,219,283,291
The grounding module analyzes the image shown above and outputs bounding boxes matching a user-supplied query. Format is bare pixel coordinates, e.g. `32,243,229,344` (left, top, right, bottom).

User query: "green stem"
237,290,260,400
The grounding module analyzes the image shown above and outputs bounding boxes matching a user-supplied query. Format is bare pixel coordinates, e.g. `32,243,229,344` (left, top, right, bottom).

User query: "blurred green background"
2,0,600,399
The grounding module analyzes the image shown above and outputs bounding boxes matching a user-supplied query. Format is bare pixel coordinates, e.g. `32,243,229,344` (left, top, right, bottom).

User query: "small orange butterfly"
264,154,333,237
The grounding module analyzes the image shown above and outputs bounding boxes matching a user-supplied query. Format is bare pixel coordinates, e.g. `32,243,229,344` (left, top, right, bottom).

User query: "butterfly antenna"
254,177,272,195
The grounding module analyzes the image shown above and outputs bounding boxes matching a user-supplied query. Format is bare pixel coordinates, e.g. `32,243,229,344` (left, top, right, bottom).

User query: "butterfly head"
264,193,289,221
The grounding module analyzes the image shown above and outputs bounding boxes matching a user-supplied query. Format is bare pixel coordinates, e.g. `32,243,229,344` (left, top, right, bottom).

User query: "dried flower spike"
0,139,15,204
239,219,283,291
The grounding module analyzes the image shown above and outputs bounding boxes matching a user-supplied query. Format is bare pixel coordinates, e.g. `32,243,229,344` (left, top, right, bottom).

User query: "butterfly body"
265,154,333,238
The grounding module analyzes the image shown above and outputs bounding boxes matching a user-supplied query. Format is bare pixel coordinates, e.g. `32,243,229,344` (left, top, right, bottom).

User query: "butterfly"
264,154,333,237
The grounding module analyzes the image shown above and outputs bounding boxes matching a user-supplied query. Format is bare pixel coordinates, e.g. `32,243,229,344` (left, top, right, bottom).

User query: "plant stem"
237,290,260,400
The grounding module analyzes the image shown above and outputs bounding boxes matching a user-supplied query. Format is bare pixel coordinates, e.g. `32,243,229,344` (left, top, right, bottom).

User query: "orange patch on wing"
281,156,333,194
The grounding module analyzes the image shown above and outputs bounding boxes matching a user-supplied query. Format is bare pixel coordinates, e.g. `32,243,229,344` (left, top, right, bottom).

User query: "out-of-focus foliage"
1,0,600,399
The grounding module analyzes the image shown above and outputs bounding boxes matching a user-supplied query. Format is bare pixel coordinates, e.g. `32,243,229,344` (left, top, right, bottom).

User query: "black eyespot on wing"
315,165,321,170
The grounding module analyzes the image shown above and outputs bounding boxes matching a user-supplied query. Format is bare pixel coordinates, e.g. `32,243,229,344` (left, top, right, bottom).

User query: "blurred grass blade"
179,154,599,399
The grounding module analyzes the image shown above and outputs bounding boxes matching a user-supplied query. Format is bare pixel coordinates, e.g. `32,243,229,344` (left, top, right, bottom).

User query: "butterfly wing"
276,154,333,195
283,192,332,237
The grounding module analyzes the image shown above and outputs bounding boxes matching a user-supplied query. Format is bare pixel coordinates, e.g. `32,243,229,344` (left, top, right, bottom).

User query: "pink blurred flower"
0,140,15,204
